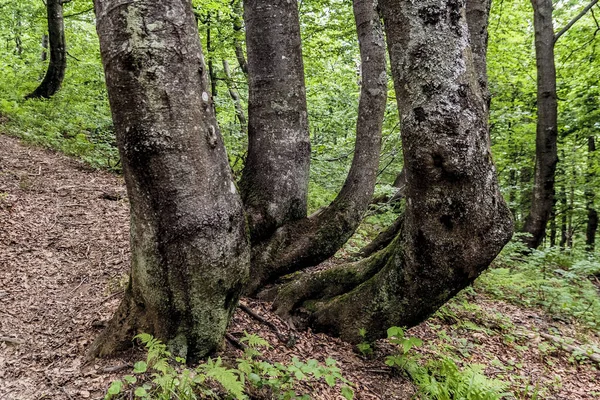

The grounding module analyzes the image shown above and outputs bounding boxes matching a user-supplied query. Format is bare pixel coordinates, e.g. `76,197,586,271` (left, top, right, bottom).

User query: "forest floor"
0,134,599,400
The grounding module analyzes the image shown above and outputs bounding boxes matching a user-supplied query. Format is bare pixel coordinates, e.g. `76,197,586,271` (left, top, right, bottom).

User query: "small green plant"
356,328,373,357
104,333,354,400
383,326,510,400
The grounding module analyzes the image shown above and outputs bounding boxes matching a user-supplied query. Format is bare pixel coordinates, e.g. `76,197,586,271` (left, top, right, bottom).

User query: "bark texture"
274,0,513,344
90,0,250,363
522,0,559,249
240,0,311,241
26,0,66,99
246,0,387,294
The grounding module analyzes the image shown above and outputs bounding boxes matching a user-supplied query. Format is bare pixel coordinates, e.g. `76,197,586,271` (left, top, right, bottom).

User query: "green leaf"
134,386,148,397
133,361,148,374
106,380,123,396
123,375,137,384
341,385,354,400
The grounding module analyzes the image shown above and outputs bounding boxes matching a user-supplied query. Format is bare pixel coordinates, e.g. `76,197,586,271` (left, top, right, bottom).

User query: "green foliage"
478,235,600,329
104,333,354,400
384,327,510,400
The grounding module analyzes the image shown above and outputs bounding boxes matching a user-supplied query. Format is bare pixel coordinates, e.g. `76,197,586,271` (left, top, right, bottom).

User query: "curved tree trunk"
273,0,513,344
89,0,250,363
246,0,387,294
239,0,311,241
522,0,559,249
26,0,67,99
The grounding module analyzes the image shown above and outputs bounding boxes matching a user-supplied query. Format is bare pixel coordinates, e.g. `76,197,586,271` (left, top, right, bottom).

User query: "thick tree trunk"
522,0,559,248
586,136,597,251
466,0,491,108
89,0,250,363
274,0,513,344
246,0,387,294
240,0,311,241
26,0,66,99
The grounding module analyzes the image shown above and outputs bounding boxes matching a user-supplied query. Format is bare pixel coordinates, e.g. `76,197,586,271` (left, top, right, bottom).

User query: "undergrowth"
104,333,354,400
477,234,600,330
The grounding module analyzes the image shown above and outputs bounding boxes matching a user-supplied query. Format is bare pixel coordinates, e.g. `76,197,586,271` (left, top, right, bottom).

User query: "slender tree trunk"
567,166,575,248
246,0,387,294
550,202,557,247
559,177,568,248
89,0,250,363
274,0,513,343
522,0,559,248
205,13,217,100
26,0,67,99
240,0,311,241
41,34,49,61
586,136,597,251
231,0,247,75
222,59,247,135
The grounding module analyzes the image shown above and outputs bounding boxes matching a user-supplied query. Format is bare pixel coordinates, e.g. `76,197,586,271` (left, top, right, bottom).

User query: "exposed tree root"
239,303,292,344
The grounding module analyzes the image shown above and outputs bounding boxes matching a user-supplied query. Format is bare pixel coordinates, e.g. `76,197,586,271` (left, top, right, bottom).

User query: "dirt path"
1,134,598,399
0,135,130,399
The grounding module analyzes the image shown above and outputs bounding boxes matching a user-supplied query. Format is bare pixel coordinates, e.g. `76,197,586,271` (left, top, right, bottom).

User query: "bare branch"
554,0,599,43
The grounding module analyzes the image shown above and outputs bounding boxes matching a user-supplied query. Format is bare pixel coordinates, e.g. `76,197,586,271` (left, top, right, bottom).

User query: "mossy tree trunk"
26,0,67,99
244,0,388,294
90,0,250,363
273,0,513,344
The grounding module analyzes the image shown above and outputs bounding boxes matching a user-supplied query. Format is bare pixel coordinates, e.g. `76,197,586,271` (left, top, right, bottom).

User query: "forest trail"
0,134,598,399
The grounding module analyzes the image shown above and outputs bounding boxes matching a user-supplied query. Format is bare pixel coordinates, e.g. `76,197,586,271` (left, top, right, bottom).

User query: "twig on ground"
540,332,600,364
225,333,247,351
99,364,133,374
0,336,24,344
239,302,292,345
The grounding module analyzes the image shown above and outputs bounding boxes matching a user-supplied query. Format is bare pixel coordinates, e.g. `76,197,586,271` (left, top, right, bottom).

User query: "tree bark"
239,0,311,241
26,0,67,99
586,136,597,251
89,0,250,363
273,0,513,343
246,0,387,294
521,0,559,248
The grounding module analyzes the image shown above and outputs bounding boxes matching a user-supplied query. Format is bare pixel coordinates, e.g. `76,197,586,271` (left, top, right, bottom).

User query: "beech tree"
522,0,599,248
91,0,513,361
26,0,68,99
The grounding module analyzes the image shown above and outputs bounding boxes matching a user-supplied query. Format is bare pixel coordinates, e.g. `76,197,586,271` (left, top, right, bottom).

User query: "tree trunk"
586,136,597,251
521,0,559,248
26,0,67,99
222,59,247,136
41,34,49,61
273,0,513,344
239,0,311,241
89,0,250,363
246,0,387,294
205,13,218,100
231,0,247,75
